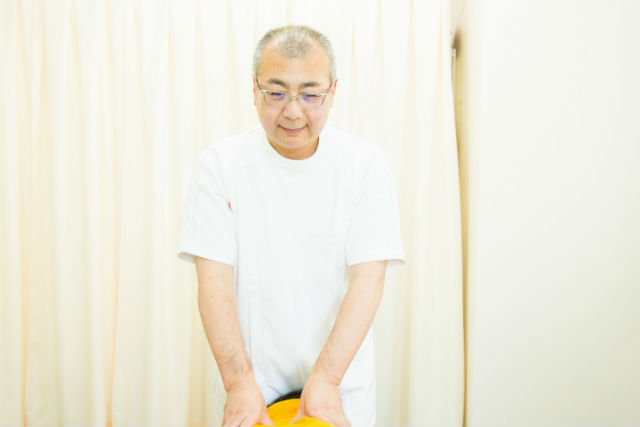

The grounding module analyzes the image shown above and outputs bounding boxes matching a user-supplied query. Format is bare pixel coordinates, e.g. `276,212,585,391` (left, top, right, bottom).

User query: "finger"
326,413,351,427
222,414,246,427
288,411,303,425
221,417,237,427
257,412,276,426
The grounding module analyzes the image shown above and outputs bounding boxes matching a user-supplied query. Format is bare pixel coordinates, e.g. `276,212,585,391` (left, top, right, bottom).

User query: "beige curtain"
0,0,463,425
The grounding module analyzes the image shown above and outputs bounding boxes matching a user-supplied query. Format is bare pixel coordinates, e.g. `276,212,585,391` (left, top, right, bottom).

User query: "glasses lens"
299,94,324,108
265,91,287,105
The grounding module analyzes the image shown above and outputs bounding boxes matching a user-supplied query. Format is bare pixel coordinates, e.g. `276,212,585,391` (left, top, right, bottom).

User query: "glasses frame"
255,80,334,109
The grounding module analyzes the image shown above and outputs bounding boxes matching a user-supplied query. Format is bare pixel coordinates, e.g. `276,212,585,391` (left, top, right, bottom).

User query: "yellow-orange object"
253,398,333,427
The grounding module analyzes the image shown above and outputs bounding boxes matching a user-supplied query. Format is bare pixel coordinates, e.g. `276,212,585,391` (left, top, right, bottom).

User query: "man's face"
253,43,336,160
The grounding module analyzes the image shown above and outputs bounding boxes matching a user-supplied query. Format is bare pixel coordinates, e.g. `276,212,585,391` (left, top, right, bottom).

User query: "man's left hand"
289,373,351,427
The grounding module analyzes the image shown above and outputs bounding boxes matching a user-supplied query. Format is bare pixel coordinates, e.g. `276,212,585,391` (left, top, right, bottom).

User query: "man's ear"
326,78,338,108
252,77,257,106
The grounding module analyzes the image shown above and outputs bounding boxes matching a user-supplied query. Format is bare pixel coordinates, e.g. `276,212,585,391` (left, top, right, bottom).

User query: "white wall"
453,0,640,425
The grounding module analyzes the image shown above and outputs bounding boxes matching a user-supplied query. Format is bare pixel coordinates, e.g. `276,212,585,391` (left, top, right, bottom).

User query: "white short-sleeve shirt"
178,125,405,426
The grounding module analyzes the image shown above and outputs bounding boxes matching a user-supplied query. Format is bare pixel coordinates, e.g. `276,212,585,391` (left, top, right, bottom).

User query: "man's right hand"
222,376,275,427
194,257,274,426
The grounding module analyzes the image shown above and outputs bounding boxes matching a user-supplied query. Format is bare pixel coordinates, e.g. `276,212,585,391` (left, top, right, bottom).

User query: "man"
178,26,405,427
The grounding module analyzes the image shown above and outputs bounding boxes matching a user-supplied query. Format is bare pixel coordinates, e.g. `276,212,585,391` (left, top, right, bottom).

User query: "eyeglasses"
255,80,333,109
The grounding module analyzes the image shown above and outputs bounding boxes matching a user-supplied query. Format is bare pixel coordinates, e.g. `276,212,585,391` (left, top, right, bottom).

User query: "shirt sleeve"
177,149,237,266
345,149,406,268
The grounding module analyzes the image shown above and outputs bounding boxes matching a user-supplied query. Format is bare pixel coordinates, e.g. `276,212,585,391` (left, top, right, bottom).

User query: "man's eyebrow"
266,78,288,88
299,81,321,89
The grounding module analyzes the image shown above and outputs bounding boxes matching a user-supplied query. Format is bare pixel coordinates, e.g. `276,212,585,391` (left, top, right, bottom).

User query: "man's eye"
301,94,322,104
267,92,286,100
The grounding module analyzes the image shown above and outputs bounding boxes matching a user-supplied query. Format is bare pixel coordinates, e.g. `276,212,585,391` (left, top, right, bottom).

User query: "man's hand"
194,257,273,426
222,376,275,427
290,373,351,427
288,261,386,426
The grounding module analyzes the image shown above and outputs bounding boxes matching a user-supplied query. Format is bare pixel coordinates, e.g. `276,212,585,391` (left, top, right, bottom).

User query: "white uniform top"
178,125,405,426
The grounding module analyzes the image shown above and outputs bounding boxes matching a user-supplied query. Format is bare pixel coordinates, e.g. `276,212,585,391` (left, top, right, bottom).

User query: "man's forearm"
195,257,253,391
310,260,388,385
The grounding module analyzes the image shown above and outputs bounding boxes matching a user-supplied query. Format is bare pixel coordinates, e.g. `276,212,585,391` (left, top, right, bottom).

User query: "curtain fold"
0,0,463,425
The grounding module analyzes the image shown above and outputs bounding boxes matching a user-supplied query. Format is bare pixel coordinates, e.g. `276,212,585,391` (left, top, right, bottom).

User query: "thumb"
288,409,304,425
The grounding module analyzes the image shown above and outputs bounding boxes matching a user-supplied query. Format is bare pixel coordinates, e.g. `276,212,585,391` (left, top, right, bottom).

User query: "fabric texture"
178,125,405,426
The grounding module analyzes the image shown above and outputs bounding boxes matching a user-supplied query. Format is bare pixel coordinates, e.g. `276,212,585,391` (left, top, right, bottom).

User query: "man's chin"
269,135,317,156
276,131,311,146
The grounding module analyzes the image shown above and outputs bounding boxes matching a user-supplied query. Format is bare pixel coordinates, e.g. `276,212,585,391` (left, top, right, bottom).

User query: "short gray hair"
253,25,336,83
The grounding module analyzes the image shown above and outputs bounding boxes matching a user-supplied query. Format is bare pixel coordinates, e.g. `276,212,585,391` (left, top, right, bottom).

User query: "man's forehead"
256,44,332,87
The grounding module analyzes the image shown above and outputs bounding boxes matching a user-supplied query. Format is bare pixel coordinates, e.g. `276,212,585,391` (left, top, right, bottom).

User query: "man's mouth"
280,125,305,135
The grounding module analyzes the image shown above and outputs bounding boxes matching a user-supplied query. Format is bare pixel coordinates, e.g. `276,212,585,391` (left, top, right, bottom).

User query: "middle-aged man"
178,25,405,427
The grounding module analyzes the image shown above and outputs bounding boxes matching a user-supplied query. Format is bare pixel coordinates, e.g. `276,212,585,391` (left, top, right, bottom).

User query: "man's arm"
293,260,388,427
194,256,274,427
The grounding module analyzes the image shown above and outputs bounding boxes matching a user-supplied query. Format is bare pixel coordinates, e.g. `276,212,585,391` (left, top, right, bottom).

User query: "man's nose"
282,96,304,119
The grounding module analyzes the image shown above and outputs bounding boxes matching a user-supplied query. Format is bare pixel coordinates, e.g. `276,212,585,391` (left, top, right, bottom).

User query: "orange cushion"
253,398,333,427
